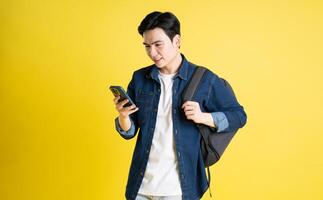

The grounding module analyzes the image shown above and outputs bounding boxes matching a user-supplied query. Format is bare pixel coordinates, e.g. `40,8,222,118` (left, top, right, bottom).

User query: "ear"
173,34,181,48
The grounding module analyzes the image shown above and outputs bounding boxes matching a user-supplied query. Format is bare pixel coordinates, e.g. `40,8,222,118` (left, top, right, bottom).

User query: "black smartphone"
109,85,135,107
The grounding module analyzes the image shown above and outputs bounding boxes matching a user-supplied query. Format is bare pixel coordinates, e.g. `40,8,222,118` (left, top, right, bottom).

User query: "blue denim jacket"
115,55,247,200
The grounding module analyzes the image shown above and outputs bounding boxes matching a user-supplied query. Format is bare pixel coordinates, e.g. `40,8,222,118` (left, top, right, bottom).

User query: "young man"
113,11,247,200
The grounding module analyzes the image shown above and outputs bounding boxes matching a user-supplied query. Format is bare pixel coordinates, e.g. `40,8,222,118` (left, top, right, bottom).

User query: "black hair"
138,11,181,41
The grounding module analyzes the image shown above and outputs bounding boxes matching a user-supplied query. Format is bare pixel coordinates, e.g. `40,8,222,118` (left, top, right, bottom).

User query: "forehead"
143,27,170,44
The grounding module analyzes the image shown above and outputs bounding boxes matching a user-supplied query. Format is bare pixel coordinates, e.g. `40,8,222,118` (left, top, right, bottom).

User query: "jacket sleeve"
206,72,247,133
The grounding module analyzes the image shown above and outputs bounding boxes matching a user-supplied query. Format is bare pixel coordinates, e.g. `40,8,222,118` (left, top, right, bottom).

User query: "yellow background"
1,0,322,199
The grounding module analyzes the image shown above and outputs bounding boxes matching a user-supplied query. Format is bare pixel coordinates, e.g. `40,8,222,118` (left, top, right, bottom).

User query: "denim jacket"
115,55,247,200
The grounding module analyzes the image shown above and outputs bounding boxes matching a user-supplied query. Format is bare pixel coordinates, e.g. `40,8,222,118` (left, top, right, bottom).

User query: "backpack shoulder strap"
182,66,207,102
182,65,213,197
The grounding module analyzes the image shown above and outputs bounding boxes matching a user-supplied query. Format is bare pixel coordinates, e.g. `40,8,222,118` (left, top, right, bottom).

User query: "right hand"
113,96,139,118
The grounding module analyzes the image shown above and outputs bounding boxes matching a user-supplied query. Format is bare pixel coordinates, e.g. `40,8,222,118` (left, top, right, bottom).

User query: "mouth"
153,58,162,63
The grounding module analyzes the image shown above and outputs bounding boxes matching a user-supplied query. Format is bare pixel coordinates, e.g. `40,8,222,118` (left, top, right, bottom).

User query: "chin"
154,61,166,68
155,63,163,68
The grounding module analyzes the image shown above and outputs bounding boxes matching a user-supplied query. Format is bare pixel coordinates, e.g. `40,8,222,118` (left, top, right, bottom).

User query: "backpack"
182,66,239,196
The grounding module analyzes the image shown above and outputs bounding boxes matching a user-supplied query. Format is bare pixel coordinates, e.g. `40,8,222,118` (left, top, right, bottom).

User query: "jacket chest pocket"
135,90,153,125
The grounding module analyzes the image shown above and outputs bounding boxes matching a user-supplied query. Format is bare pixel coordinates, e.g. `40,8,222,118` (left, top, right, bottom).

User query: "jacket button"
178,152,181,157
146,150,149,154
140,172,144,176
181,174,185,179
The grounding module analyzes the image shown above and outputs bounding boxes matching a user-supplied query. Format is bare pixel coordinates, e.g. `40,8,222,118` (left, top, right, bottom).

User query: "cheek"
165,48,176,59
160,46,174,58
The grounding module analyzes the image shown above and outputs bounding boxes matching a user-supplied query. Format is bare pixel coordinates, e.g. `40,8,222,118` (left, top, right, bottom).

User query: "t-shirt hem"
138,190,182,196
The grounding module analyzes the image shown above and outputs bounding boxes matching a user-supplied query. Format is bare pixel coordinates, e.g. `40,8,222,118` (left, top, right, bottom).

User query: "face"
142,27,180,69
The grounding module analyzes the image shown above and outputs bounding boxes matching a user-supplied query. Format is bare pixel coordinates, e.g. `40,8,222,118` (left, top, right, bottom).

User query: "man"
113,11,247,200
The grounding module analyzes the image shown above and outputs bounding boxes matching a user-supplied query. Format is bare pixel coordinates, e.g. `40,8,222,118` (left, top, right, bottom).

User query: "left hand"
181,101,204,124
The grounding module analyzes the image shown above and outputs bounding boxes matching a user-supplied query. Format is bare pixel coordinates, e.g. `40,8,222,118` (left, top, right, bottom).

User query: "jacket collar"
147,54,189,82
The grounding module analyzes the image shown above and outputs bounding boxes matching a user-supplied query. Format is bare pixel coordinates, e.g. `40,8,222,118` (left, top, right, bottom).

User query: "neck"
159,53,182,74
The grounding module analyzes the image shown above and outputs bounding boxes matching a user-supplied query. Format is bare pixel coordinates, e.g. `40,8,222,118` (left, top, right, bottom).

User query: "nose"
147,46,157,58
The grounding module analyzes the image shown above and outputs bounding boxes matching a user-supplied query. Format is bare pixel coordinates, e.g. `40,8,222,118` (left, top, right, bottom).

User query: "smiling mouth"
154,58,162,62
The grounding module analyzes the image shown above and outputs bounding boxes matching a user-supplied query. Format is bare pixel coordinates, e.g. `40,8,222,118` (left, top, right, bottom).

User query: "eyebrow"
143,40,163,45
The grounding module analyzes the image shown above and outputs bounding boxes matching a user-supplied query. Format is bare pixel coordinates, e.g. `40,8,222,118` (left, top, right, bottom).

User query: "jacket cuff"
115,117,135,137
211,112,229,132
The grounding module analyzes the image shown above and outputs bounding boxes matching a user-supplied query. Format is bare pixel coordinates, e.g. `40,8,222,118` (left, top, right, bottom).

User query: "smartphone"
109,85,135,107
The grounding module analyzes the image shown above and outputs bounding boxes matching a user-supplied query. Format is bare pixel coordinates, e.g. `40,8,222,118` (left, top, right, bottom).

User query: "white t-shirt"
138,71,182,196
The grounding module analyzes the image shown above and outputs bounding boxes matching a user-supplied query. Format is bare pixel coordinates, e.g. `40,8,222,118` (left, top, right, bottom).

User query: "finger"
128,107,139,115
181,101,190,108
119,106,138,116
184,110,195,116
113,96,120,104
186,101,196,105
116,104,124,111
118,99,129,107
185,114,194,120
117,102,137,112
183,105,195,112
116,100,129,110
182,101,196,108
124,104,137,111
